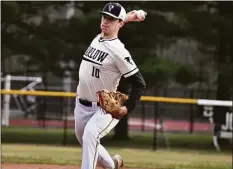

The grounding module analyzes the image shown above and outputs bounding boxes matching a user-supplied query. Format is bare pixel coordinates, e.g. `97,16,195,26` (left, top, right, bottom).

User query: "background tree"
175,2,233,124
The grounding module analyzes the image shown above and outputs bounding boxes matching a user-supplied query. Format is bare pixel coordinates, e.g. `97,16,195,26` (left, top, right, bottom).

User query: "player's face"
100,15,124,35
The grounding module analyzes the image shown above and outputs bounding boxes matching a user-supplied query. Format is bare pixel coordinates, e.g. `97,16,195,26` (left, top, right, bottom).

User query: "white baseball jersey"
77,34,139,102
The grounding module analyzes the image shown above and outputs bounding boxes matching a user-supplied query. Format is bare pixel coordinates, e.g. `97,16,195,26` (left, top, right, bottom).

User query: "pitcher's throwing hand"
125,10,147,23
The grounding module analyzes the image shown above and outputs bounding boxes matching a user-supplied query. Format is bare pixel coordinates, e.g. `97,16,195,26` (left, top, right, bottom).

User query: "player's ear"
119,20,124,28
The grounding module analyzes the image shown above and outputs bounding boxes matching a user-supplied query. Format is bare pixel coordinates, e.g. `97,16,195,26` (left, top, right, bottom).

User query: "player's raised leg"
74,100,122,169
82,110,119,169
75,106,120,169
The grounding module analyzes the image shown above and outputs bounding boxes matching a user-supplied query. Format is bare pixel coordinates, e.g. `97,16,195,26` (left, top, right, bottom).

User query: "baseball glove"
96,89,129,119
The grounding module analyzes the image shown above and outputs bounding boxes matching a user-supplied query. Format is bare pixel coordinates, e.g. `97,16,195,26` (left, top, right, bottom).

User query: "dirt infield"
2,163,79,169
2,163,143,169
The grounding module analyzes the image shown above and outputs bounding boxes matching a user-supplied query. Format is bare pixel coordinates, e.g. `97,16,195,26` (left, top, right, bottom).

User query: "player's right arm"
124,10,147,23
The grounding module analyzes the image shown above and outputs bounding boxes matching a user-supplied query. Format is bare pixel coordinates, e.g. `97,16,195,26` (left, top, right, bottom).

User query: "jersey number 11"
92,66,100,78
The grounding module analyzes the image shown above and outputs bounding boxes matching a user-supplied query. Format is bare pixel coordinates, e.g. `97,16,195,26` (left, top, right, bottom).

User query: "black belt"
79,99,100,107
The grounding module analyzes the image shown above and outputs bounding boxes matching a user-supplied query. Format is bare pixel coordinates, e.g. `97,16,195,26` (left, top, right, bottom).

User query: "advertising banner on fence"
199,99,232,139
213,106,232,139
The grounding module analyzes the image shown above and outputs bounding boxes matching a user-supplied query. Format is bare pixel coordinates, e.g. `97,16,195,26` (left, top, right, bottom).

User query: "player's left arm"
123,71,146,113
113,46,146,113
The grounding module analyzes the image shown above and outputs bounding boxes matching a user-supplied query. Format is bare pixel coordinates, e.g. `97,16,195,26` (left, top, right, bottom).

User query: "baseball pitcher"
74,2,147,169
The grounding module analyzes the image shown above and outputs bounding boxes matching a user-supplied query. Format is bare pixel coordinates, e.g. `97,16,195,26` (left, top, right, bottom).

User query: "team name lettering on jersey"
84,46,108,63
77,34,139,101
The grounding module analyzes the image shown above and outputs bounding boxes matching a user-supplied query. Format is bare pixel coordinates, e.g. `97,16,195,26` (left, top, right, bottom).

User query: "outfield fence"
1,89,232,151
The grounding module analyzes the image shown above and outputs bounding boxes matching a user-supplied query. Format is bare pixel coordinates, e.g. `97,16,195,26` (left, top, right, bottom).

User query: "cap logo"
108,4,114,11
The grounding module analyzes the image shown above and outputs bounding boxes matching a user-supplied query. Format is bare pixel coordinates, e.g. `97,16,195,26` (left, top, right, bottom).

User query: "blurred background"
1,1,232,152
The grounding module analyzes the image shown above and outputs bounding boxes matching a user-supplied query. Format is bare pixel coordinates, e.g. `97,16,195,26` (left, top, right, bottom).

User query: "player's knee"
82,128,98,143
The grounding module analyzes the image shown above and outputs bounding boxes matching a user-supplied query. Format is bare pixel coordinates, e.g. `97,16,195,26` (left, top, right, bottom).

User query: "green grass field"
2,143,232,169
0,126,220,148
1,127,232,169
1,126,232,150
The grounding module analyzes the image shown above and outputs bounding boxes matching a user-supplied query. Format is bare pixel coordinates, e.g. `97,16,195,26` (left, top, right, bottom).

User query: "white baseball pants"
74,97,119,169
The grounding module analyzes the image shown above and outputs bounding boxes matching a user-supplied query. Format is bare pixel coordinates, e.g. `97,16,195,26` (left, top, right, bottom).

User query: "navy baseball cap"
100,3,126,21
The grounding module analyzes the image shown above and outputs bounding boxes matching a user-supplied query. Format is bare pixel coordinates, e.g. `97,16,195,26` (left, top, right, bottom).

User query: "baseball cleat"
112,154,123,169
